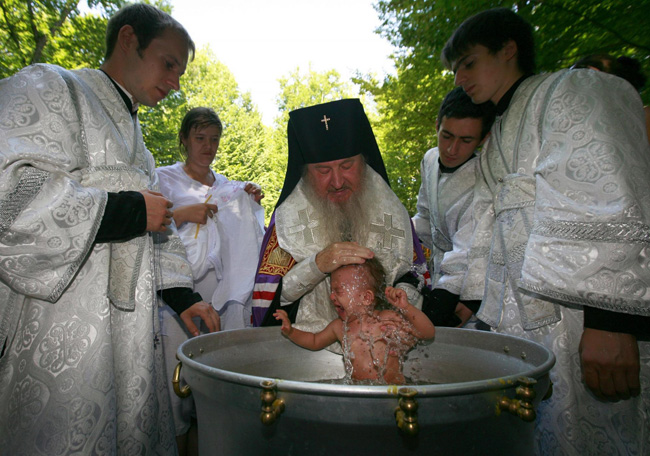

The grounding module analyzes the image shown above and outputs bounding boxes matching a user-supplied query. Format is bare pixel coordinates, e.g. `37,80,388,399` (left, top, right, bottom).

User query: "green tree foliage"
0,0,127,77
0,0,176,78
275,65,357,126
357,67,453,215
368,0,650,214
142,48,267,180
375,0,650,81
49,12,109,69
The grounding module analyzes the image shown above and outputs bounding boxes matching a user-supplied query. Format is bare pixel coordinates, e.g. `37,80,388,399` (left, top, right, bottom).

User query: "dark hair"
442,8,535,75
438,87,496,139
572,54,646,91
104,3,195,61
571,53,615,73
178,107,223,159
362,258,386,298
616,57,646,91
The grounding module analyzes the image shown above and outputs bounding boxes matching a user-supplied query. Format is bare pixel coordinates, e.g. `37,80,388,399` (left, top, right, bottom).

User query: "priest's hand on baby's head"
315,242,374,274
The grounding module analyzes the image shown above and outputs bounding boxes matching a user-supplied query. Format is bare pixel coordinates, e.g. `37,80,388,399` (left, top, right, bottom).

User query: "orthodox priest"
252,99,428,335
0,4,219,454
443,8,650,455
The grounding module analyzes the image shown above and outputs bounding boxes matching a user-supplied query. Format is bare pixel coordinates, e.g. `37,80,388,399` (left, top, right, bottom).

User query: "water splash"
332,263,425,385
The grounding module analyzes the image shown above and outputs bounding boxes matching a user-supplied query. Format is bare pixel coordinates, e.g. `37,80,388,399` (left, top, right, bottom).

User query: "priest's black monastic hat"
276,98,389,207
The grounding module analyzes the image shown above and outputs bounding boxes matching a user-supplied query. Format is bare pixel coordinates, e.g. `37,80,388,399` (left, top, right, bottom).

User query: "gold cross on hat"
321,114,331,130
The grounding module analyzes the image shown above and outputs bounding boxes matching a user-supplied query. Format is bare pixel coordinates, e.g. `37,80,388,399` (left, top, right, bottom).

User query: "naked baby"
274,258,435,384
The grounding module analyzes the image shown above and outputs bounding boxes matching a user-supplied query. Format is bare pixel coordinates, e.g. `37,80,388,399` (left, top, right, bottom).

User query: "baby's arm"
273,310,341,350
385,287,436,339
273,309,293,335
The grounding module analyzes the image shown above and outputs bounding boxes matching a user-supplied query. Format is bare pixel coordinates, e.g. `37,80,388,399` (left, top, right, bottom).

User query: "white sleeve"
520,70,650,313
412,156,433,249
280,253,327,305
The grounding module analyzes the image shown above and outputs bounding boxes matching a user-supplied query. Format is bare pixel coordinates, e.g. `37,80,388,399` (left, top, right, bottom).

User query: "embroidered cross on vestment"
288,209,320,245
369,213,405,249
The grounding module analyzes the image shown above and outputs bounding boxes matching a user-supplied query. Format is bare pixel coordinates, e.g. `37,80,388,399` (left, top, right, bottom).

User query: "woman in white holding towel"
156,107,265,455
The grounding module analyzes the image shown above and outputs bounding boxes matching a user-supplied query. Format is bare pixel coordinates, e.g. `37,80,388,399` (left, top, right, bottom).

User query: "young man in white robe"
442,8,650,455
412,87,495,327
0,4,219,454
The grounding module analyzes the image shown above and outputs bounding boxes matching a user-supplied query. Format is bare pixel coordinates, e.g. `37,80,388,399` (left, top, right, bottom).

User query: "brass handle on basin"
260,380,285,425
395,387,419,436
497,376,537,422
172,361,191,398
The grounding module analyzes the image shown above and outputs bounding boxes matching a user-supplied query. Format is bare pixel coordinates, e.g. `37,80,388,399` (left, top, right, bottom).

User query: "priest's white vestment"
0,64,193,455
468,69,650,455
276,166,420,336
412,147,482,299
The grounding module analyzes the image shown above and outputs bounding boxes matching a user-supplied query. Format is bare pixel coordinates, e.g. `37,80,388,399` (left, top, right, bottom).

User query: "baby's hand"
273,310,292,335
385,286,409,310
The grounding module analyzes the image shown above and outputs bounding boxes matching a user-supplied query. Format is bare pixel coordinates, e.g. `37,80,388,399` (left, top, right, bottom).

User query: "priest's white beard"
303,172,371,245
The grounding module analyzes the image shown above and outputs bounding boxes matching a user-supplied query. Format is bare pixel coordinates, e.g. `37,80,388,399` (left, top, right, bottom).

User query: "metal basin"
177,326,555,455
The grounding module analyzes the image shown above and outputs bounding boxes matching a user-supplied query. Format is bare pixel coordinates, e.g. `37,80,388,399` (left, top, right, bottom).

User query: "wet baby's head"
329,258,385,320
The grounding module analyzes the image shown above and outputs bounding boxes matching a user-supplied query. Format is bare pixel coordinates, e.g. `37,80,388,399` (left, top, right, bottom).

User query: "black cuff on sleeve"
158,288,203,316
421,288,462,327
584,306,650,338
394,271,421,288
462,300,482,314
95,191,147,243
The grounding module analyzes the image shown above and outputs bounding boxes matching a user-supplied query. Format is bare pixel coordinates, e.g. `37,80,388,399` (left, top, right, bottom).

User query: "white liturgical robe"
412,147,481,298
275,166,418,336
0,64,193,454
467,69,650,455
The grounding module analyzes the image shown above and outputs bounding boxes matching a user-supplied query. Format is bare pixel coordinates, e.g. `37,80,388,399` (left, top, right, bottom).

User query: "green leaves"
0,0,131,77
140,47,274,220
3,0,647,222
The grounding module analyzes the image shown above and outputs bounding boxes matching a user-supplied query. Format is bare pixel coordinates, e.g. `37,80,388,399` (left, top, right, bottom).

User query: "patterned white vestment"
0,64,194,455
468,69,650,455
412,147,481,298
275,166,416,336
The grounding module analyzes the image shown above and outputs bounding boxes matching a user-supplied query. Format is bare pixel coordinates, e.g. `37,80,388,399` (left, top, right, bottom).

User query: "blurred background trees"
2,0,648,219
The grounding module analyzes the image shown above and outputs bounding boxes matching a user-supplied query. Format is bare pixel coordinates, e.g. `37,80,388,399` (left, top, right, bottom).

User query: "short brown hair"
442,8,535,75
178,107,223,159
104,3,195,61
